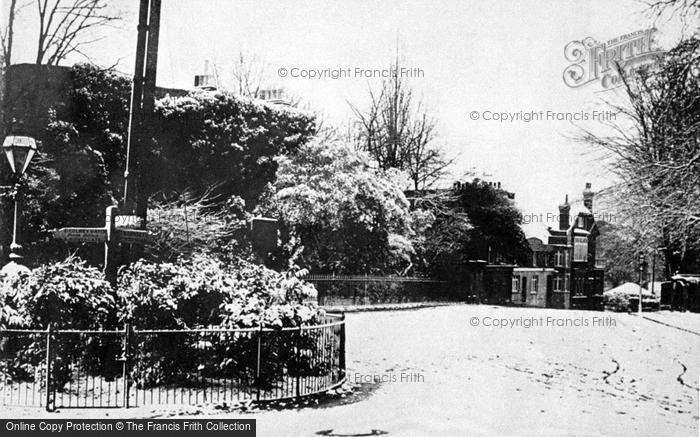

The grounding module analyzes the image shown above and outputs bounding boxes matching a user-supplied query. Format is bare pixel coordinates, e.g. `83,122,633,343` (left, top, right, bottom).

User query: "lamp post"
638,252,646,313
1,135,37,276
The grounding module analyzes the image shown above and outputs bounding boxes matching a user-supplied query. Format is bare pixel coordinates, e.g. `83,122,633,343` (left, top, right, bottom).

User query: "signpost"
116,229,150,245
52,206,151,284
52,228,107,243
115,215,143,229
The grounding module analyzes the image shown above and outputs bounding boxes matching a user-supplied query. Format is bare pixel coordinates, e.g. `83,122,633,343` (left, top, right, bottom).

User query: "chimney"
559,194,570,230
583,182,593,211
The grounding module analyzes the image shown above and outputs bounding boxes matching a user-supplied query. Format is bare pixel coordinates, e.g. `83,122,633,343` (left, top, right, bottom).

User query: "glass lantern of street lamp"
0,135,37,278
3,135,37,176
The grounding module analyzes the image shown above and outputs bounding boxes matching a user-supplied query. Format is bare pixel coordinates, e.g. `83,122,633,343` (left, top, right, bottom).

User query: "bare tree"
581,37,700,274
34,0,121,65
231,50,267,98
644,0,700,23
349,52,453,190
1,0,19,68
225,49,305,108
147,186,242,262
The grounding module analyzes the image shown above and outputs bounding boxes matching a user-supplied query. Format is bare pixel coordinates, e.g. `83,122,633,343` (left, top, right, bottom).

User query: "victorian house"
514,183,605,310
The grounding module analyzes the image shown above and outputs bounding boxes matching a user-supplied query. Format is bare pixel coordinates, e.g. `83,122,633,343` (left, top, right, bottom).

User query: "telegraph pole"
136,0,161,226
123,0,161,261
123,0,149,213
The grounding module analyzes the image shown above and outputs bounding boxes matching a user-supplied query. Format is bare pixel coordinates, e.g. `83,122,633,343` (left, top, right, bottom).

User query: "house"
515,183,605,309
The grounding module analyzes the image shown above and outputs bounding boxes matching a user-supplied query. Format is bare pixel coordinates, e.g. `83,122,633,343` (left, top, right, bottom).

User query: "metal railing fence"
303,274,457,306
0,314,345,411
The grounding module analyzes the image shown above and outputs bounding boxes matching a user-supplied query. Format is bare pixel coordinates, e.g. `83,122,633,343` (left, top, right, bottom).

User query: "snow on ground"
2,305,698,436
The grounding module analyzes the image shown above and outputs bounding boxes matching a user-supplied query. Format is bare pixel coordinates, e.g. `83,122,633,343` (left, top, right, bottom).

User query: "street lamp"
638,252,646,313
1,135,37,276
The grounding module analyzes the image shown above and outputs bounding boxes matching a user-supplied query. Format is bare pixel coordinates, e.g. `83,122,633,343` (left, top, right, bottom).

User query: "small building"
667,274,700,312
485,264,516,304
511,267,556,307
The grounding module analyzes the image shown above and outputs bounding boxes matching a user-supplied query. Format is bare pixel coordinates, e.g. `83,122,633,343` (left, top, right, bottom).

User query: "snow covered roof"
605,282,652,297
568,200,592,218
521,222,552,242
672,274,700,284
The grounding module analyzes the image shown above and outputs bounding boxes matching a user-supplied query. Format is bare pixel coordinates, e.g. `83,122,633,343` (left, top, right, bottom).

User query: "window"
512,277,520,293
564,250,570,267
553,276,561,291
554,251,563,267
574,237,588,261
531,276,539,294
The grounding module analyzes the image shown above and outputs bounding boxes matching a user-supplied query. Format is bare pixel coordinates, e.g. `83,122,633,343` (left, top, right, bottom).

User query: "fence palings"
0,314,345,411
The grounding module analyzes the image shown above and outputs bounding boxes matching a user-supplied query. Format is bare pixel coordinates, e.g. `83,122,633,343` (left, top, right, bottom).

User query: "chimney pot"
559,194,570,230
583,183,594,211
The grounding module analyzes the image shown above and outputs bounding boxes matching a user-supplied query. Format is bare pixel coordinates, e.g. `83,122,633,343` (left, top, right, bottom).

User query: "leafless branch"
34,0,121,65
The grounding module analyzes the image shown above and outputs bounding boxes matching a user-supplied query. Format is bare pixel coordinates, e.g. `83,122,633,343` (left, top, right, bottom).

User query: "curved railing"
0,314,346,411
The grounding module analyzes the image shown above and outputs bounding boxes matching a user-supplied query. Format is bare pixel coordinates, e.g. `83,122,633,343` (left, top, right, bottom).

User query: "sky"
4,0,691,228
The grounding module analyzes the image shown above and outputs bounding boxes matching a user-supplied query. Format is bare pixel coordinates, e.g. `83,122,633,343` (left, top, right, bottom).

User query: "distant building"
516,183,605,309
257,88,291,106
405,178,514,206
194,60,217,91
404,179,517,303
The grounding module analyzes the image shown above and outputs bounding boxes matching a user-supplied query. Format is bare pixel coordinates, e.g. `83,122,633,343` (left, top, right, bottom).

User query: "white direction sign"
53,227,107,243
115,215,143,229
116,229,151,245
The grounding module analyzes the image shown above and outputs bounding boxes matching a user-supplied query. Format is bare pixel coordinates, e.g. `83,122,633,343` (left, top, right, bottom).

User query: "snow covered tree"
260,139,416,274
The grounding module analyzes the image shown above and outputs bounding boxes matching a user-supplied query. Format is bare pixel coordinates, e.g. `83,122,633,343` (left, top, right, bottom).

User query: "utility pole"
123,0,149,214
135,0,161,225
122,0,161,262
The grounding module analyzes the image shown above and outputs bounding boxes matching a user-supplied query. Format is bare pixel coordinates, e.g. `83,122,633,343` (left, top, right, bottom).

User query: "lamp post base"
1,259,30,276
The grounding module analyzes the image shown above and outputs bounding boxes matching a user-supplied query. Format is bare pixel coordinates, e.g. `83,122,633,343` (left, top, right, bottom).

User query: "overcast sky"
5,0,689,225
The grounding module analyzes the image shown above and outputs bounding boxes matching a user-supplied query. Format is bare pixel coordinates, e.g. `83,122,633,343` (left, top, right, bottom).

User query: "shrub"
13,256,117,330
603,288,659,312
1,253,328,390
118,253,324,387
0,273,29,329
2,256,119,384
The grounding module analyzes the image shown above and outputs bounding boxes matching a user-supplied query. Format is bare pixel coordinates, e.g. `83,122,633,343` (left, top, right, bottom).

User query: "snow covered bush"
0,256,119,384
117,253,324,387
117,253,321,329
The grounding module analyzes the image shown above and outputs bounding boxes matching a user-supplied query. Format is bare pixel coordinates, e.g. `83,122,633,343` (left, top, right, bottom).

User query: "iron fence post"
295,328,301,399
255,326,262,402
122,323,131,408
339,313,346,379
364,273,368,304
44,323,53,412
